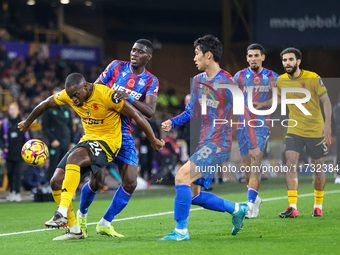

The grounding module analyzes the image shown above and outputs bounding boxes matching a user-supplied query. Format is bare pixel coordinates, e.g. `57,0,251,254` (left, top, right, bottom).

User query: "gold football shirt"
53,84,125,160
277,70,327,138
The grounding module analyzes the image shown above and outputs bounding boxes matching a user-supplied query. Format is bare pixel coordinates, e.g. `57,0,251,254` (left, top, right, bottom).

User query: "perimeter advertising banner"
253,0,340,48
2,42,102,68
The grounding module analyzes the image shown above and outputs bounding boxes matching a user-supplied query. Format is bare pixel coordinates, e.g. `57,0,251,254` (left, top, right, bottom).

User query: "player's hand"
321,123,332,145
269,80,277,89
18,121,30,133
151,138,165,151
115,91,129,101
249,147,261,161
161,120,172,132
252,102,264,110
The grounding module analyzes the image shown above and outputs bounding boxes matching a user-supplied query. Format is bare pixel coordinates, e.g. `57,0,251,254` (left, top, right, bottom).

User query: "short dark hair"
194,35,222,63
135,39,154,53
280,47,302,60
247,43,265,55
65,73,85,88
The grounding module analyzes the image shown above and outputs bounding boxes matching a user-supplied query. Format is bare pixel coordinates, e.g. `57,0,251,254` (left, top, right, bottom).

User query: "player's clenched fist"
161,119,173,132
18,120,30,133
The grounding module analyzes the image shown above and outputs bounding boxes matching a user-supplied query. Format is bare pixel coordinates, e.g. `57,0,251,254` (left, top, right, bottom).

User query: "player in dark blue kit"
234,44,278,218
159,35,260,241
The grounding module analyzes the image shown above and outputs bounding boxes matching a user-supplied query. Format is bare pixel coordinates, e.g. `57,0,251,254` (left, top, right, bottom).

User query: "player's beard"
285,64,298,75
250,65,260,73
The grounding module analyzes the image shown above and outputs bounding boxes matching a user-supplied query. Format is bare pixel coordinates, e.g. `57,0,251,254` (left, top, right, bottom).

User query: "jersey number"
197,146,212,160
89,142,102,156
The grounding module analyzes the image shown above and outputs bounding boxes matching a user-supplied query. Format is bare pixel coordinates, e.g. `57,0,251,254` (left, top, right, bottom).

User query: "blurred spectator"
139,131,154,181
157,88,180,110
177,94,191,156
0,102,30,202
23,160,48,192
154,129,180,185
0,44,9,66
42,87,75,183
333,93,340,184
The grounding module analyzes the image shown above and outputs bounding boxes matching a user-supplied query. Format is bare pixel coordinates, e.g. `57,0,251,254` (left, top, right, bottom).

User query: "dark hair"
247,43,265,55
194,35,222,62
280,47,302,60
65,73,85,88
135,39,154,52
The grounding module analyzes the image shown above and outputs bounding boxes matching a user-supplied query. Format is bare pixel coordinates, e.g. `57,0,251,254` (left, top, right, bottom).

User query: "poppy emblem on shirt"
301,83,306,88
254,77,261,84
93,104,99,111
127,79,135,88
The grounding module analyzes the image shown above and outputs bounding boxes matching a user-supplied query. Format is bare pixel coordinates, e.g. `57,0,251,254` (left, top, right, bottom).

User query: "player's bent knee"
50,168,65,190
122,179,137,193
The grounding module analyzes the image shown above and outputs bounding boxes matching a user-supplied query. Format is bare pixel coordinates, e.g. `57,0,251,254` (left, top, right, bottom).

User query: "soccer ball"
21,139,49,166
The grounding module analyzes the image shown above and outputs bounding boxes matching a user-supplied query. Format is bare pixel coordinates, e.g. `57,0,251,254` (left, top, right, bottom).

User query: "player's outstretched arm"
120,101,165,151
18,96,58,133
115,92,157,118
320,92,332,144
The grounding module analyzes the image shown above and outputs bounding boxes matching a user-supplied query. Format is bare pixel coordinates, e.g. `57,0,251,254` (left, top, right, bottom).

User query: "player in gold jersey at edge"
255,47,332,218
18,73,164,240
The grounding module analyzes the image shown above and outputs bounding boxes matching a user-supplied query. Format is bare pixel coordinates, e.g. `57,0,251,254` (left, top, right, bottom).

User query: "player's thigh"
305,137,329,160
117,163,138,183
285,134,303,166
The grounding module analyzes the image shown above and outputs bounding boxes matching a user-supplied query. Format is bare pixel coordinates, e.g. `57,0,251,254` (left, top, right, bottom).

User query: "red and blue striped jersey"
100,60,159,135
171,69,257,152
234,67,278,128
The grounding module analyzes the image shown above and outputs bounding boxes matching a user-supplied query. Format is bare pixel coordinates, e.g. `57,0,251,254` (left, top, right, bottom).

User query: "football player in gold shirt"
18,73,164,240
254,48,332,218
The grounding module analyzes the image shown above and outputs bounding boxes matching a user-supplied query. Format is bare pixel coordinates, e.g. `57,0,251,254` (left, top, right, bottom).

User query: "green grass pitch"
0,178,339,255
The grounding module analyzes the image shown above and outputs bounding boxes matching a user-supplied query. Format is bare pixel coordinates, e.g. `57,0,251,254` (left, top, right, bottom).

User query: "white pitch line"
1,189,339,237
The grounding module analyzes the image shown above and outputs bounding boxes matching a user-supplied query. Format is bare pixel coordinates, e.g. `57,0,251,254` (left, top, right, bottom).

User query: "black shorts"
284,133,328,159
57,140,119,174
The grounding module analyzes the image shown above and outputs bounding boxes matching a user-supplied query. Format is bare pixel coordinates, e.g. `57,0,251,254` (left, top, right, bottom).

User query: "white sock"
247,202,254,211
99,218,111,228
78,210,87,218
289,204,297,210
69,224,81,233
175,228,188,235
233,203,240,214
57,206,68,217
314,204,322,210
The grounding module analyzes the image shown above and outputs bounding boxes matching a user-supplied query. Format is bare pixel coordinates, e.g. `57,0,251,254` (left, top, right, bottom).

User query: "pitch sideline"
1,189,339,237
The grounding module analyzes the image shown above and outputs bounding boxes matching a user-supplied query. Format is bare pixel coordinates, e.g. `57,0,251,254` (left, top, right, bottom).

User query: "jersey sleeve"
53,90,70,106
100,60,120,85
170,101,191,128
314,75,327,96
104,88,125,113
234,71,241,87
145,76,159,98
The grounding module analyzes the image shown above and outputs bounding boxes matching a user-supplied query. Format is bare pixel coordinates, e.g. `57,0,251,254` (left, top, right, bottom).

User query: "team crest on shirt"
254,77,261,84
85,109,91,117
138,79,145,86
262,74,268,80
127,79,135,88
